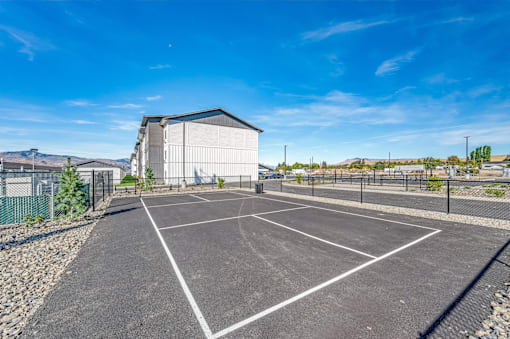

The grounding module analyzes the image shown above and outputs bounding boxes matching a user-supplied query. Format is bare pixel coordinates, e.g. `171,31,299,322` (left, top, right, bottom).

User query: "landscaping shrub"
427,176,444,191
296,174,302,184
218,178,225,189
486,188,505,198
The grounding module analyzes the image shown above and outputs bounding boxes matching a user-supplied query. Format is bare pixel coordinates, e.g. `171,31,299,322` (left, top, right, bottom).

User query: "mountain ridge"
0,151,130,171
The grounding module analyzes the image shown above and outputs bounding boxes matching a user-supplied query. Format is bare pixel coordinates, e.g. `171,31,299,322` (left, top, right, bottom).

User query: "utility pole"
284,144,287,179
464,136,470,177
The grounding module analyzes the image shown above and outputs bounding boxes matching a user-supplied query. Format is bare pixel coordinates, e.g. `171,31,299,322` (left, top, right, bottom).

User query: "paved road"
261,181,510,220
22,192,510,338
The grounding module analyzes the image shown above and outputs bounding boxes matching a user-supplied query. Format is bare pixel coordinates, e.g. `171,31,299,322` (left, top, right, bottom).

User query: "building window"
164,149,167,161
164,130,167,141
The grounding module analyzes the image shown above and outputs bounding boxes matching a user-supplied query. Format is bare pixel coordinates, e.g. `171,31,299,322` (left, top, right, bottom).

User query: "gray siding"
176,110,250,130
147,120,164,178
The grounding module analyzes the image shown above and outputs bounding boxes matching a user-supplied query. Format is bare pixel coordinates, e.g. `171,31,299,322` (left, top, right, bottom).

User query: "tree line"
275,145,493,171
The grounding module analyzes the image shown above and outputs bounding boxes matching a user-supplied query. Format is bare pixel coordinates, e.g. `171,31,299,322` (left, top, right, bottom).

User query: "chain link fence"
0,170,113,226
261,174,510,221
112,175,253,195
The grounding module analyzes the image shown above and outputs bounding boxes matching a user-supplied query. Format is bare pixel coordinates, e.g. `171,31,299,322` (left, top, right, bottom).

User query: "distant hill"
0,151,130,171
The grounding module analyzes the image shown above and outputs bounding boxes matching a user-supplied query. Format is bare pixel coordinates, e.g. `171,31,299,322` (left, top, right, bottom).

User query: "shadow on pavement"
420,238,510,338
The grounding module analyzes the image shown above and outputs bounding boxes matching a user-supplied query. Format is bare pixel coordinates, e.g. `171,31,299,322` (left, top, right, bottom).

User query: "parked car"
268,173,284,179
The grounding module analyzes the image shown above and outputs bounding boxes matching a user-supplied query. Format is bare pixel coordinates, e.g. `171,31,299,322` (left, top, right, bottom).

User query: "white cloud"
72,120,96,125
438,17,474,25
326,54,344,77
108,103,143,109
303,19,391,41
146,95,162,101
255,90,406,128
425,73,460,85
65,100,97,107
375,50,418,76
149,64,171,70
380,122,510,146
467,84,502,98
0,25,54,61
110,120,140,131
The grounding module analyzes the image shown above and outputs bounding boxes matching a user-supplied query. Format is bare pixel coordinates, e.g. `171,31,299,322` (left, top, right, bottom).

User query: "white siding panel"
163,121,259,182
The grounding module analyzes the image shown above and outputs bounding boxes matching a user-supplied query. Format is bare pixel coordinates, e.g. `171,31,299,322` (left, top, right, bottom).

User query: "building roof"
141,107,263,133
75,160,124,170
0,161,62,171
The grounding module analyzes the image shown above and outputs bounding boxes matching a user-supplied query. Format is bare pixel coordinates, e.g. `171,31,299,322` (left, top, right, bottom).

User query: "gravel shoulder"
0,198,111,338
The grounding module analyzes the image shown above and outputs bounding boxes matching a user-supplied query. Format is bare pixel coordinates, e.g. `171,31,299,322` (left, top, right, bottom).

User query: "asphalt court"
141,190,441,338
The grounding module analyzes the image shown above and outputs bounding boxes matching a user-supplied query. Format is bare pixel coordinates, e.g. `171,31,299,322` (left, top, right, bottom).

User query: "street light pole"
464,136,470,177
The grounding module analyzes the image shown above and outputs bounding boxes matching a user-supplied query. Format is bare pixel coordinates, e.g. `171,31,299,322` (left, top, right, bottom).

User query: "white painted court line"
142,193,197,200
140,198,214,339
212,228,442,338
158,206,310,231
190,194,210,202
147,196,257,209
252,215,377,259
236,193,439,232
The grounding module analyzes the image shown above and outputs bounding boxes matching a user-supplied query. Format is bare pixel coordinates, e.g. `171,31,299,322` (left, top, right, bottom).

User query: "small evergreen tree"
55,158,88,218
144,167,155,191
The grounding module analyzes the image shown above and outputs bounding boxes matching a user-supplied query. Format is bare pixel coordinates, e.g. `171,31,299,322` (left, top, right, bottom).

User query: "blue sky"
1,1,509,165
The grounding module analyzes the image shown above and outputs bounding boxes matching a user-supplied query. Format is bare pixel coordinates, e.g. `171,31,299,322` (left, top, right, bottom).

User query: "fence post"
102,174,105,202
250,176,251,189
360,174,363,204
405,175,408,191
280,179,283,192
50,183,54,219
107,172,110,196
92,170,95,211
240,175,242,189
447,180,450,214
312,177,314,196
334,171,336,184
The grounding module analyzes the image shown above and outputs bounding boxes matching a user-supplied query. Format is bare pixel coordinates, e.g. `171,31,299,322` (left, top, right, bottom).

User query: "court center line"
212,229,442,339
190,194,210,202
140,198,214,339
147,196,257,209
231,192,439,232
158,206,310,231
252,215,377,259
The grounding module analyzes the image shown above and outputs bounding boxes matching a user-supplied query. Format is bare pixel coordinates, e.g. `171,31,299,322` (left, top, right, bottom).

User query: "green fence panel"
0,195,50,225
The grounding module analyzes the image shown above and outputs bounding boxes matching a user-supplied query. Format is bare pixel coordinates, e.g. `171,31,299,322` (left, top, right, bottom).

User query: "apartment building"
132,108,263,184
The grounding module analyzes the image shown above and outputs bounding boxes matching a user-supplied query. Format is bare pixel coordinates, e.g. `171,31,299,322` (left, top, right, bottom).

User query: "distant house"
75,160,126,184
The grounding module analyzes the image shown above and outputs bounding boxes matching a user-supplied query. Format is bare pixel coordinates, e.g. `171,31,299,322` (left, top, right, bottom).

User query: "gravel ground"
0,198,111,338
472,282,510,338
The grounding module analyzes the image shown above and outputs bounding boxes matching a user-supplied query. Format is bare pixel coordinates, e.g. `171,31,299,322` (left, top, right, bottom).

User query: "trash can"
255,182,263,194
